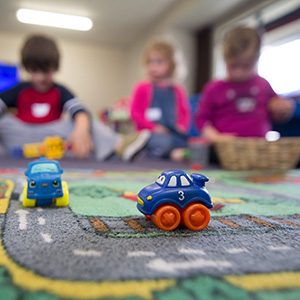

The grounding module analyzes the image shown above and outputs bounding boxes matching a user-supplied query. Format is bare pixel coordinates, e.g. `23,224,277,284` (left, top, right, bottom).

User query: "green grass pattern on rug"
68,169,300,217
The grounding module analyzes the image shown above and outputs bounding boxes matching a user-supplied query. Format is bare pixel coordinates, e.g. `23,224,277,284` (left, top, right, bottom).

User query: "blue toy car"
22,158,69,207
137,170,213,231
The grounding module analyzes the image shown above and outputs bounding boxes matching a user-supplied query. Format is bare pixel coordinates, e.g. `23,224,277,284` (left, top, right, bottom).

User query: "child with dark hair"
0,35,150,160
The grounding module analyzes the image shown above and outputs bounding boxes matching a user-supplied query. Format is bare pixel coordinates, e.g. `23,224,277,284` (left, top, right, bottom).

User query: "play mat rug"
0,167,299,300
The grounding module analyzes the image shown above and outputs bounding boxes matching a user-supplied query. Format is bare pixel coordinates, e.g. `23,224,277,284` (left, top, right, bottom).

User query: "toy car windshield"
30,163,59,174
155,175,166,186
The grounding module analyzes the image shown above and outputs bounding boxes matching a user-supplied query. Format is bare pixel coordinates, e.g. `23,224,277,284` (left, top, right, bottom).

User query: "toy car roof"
160,170,189,177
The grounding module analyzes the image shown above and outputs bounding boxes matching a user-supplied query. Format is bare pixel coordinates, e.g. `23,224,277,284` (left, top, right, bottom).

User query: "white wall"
0,31,128,113
0,32,21,66
57,38,128,112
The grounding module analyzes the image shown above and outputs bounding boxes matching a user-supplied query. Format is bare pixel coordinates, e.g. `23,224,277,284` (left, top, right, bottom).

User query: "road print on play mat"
1,170,300,300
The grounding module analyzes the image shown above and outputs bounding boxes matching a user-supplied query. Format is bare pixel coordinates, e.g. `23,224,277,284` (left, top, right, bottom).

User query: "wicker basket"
215,137,300,170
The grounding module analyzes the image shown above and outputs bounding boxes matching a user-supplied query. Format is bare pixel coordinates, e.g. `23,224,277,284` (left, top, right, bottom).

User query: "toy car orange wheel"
182,203,210,231
151,205,181,231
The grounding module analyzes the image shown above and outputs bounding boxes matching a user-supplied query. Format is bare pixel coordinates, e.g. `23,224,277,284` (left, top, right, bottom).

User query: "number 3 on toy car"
178,190,185,201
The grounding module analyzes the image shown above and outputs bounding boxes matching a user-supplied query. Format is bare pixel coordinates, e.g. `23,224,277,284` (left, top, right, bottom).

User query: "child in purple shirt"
196,26,294,142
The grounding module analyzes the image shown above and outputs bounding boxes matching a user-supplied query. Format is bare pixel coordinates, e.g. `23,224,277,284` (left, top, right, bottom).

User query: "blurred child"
130,40,190,161
0,35,149,161
195,26,294,142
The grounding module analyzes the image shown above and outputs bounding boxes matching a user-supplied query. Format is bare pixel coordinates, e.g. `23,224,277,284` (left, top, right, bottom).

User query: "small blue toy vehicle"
137,170,213,231
22,158,69,207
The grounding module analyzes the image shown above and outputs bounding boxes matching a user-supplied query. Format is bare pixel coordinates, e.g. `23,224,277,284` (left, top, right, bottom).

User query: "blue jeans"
0,114,120,160
147,132,188,158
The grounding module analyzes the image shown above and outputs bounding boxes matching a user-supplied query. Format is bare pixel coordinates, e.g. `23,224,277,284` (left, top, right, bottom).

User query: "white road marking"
178,248,206,255
38,217,46,225
15,209,29,230
226,248,249,254
19,182,26,202
73,249,102,257
18,194,23,202
41,233,53,243
37,208,44,212
128,251,156,257
147,258,232,273
268,245,291,251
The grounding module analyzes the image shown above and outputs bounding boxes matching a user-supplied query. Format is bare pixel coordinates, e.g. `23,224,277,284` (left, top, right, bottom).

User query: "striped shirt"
0,82,87,123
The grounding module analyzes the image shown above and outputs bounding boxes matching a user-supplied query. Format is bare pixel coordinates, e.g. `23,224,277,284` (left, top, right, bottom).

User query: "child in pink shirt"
196,26,294,142
130,41,190,161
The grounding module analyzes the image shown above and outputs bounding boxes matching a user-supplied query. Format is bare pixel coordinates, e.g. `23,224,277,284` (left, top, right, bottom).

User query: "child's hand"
154,124,169,134
202,124,236,143
269,97,295,122
68,128,93,158
213,133,236,143
176,125,186,134
67,112,93,158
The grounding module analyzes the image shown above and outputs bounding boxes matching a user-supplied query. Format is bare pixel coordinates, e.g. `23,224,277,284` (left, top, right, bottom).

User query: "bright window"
258,39,300,95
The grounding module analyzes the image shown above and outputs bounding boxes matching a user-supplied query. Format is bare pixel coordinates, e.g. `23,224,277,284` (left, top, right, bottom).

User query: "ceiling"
0,0,253,46
0,0,178,46
172,0,254,29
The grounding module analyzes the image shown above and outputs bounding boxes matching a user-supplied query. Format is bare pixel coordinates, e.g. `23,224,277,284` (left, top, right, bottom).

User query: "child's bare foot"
170,148,187,162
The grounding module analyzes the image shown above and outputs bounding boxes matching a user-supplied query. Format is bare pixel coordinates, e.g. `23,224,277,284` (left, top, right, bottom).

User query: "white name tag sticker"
146,108,162,121
236,97,256,113
32,103,51,118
